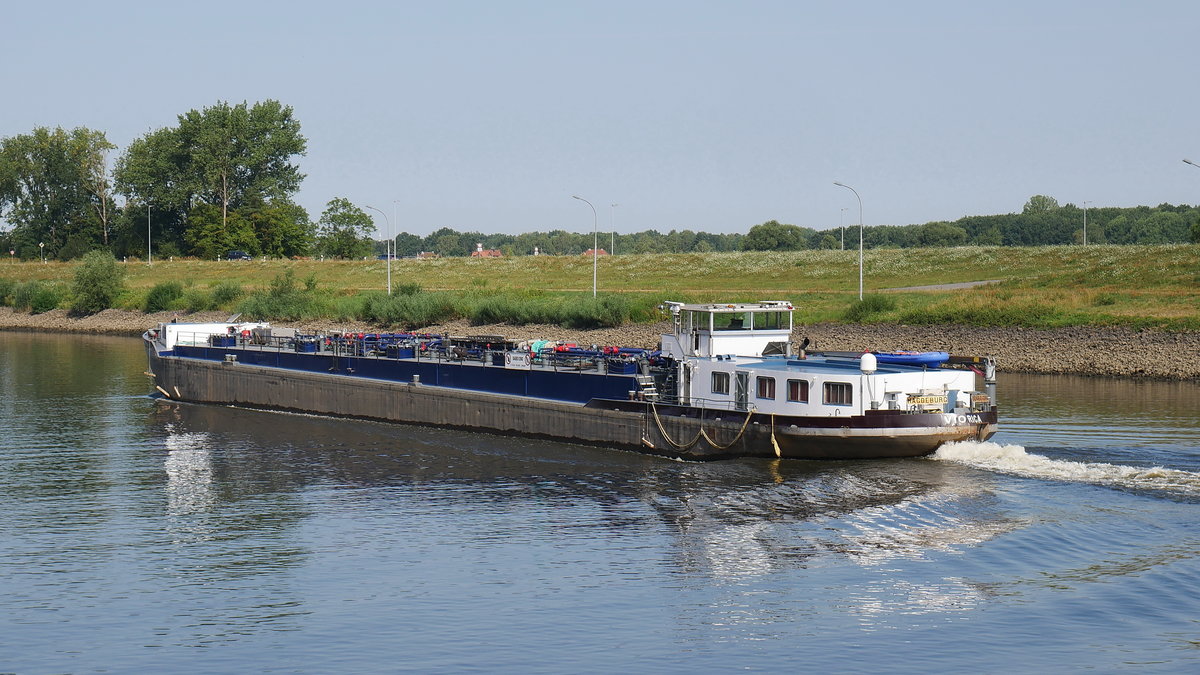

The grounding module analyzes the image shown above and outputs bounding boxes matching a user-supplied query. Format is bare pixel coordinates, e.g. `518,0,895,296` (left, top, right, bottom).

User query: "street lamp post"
610,203,618,256
833,182,864,300
840,207,848,251
147,202,152,265
364,205,391,295
392,200,399,265
573,195,598,297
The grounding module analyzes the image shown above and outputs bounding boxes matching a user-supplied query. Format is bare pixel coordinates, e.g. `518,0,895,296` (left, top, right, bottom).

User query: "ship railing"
637,394,754,413
196,329,650,376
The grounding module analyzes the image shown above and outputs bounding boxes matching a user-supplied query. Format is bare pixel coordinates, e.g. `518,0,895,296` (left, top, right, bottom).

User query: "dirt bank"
2,307,1197,380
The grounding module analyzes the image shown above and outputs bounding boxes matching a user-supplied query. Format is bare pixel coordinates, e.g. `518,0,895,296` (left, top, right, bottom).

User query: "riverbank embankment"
2,307,1197,380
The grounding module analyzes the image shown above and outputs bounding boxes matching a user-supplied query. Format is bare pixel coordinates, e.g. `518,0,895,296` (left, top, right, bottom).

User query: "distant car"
226,250,252,260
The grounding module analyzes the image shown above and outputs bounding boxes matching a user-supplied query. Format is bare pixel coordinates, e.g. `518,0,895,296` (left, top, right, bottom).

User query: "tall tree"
316,198,375,259
1022,194,1060,214
114,99,307,257
742,220,811,251
0,126,115,258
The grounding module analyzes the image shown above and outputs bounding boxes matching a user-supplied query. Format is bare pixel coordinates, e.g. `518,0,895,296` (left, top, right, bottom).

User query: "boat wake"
933,441,1200,498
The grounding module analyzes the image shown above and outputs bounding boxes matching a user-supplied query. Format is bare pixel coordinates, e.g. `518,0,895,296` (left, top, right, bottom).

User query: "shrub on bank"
358,290,457,328
144,282,184,313
12,280,64,314
843,294,898,323
71,250,126,315
210,280,244,306
461,292,635,329
181,287,212,313
236,270,335,321
0,278,14,306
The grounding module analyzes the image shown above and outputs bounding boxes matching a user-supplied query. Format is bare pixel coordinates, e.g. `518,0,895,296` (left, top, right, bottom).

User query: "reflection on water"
165,430,217,516
152,399,1021,594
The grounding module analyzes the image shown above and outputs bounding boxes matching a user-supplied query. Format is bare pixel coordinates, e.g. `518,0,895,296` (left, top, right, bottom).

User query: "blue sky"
4,1,1198,236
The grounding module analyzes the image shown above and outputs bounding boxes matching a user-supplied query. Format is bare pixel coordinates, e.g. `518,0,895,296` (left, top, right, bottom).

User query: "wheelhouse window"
787,379,809,403
754,311,787,331
713,312,747,330
711,371,730,395
756,376,776,400
824,382,853,406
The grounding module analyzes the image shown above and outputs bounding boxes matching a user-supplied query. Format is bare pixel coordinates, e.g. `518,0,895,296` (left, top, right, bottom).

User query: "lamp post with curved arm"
834,182,864,300
364,204,391,295
573,195,598,297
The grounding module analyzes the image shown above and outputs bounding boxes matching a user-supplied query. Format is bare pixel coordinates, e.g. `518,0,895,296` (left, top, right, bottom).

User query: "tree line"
2,100,1197,261
741,196,1199,251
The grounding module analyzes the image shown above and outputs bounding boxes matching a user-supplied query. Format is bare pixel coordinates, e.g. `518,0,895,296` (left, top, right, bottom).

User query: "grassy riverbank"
1,245,1197,330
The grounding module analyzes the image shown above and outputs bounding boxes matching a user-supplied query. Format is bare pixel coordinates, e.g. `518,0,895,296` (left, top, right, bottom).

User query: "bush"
71,250,126,315
463,292,632,329
145,281,184,312
181,287,212,313
843,294,897,323
235,270,334,321
12,280,64,314
562,294,632,328
210,280,244,306
358,291,457,328
0,278,14,306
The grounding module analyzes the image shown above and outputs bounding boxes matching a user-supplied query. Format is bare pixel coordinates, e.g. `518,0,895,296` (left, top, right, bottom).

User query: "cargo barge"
143,301,998,460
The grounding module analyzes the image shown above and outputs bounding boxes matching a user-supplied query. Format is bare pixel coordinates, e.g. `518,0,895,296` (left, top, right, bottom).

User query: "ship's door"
734,371,749,410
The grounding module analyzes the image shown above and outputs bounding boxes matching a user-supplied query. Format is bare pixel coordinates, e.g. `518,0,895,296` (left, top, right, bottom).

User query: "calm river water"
2,332,1199,673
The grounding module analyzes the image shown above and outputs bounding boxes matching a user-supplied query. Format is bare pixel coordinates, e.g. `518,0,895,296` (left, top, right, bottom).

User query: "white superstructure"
659,301,989,418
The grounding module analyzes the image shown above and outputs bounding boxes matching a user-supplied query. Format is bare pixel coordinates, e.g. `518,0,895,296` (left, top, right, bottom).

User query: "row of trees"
384,195,1198,258
3,103,1198,261
385,227,744,258
740,197,1199,251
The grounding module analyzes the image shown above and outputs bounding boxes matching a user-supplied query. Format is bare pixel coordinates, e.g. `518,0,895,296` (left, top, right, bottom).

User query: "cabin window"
713,312,747,330
711,371,730,395
824,382,853,406
787,379,809,403
754,311,786,331
756,376,775,400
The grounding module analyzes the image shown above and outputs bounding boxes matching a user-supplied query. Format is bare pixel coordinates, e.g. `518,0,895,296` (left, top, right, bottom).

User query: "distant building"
581,248,609,256
470,242,503,258
416,251,440,259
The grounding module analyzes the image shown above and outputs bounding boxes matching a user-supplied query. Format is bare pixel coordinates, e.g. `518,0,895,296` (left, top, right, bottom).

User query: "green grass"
1,244,1197,330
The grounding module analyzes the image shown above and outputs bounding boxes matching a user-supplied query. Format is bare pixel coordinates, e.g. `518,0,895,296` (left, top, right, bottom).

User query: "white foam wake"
933,441,1200,497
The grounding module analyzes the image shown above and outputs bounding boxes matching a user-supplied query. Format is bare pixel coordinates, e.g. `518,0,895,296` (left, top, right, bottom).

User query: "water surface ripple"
2,334,1198,673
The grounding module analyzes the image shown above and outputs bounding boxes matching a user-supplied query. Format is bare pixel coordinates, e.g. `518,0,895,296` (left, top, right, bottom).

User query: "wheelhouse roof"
675,301,793,313
719,354,949,376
